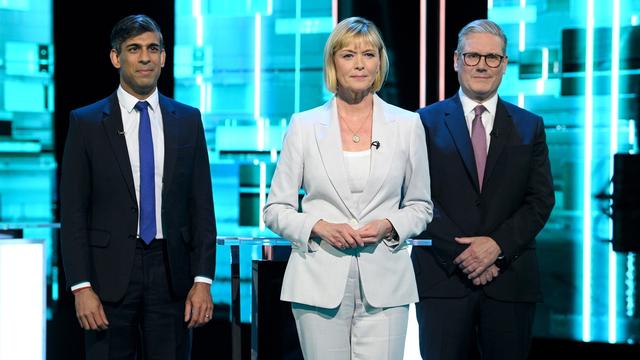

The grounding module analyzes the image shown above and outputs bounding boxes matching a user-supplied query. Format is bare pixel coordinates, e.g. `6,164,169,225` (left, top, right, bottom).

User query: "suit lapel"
358,95,396,209
314,98,357,215
444,95,480,191
484,99,513,186
159,95,178,198
101,93,136,203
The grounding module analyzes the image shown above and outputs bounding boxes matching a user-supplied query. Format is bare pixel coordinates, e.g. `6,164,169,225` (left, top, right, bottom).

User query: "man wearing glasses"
412,19,555,359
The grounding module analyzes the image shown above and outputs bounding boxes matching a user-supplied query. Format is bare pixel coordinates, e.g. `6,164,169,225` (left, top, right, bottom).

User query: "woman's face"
333,38,380,95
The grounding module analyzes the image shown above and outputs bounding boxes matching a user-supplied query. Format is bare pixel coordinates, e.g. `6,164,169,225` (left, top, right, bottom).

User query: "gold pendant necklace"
339,107,372,143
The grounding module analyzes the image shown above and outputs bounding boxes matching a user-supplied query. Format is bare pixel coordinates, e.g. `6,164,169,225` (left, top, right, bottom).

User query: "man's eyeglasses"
461,52,505,68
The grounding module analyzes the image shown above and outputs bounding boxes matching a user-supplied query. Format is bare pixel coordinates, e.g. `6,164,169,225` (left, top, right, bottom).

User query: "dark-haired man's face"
110,31,165,99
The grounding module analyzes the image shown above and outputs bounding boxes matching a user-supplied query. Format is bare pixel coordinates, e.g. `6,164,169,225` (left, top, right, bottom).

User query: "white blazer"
263,94,433,308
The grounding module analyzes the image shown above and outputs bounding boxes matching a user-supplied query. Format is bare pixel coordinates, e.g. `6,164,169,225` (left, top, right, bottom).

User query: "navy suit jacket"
60,92,216,302
412,94,554,302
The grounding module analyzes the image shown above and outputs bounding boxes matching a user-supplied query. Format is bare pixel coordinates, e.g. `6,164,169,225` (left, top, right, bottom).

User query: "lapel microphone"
370,141,380,149
117,130,125,135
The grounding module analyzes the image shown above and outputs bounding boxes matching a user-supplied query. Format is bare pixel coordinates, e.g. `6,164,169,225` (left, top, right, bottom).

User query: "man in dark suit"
412,19,555,360
60,14,216,359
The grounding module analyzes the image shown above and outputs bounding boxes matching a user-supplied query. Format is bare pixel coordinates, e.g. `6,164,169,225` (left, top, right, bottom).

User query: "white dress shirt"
458,88,498,153
117,86,166,239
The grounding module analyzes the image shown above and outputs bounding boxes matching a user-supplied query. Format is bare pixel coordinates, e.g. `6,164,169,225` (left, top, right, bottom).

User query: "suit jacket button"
475,199,481,206
131,207,138,213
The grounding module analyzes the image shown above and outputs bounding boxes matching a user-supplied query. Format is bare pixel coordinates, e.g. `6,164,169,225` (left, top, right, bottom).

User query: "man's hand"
453,236,501,280
472,264,500,286
312,220,364,249
357,219,393,245
74,287,109,331
184,282,213,328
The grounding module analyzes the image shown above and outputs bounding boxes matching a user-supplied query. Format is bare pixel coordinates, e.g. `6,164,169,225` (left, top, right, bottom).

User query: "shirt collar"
117,85,160,114
458,88,498,117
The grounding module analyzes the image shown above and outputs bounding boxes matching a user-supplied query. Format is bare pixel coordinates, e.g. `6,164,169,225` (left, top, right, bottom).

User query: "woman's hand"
311,220,364,249
357,219,394,245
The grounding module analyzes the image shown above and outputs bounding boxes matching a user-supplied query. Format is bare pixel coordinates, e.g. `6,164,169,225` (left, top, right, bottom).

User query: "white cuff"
194,276,213,284
71,282,91,292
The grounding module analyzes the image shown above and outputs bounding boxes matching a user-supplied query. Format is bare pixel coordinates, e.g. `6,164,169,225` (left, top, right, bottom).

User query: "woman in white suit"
263,17,433,360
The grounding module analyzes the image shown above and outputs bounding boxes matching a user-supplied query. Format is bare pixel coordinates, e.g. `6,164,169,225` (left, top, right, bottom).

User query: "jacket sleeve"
418,108,469,274
60,110,92,288
421,199,470,274
386,115,434,250
189,109,217,279
263,115,322,252
489,116,555,267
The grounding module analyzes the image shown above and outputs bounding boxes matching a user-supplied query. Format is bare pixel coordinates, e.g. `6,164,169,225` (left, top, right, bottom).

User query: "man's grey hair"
456,19,507,55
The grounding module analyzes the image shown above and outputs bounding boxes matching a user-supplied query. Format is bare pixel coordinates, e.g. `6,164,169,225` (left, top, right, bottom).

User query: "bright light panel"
0,239,46,360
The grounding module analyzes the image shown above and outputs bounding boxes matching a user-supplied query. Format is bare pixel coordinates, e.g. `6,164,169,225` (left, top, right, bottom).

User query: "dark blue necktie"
135,101,156,244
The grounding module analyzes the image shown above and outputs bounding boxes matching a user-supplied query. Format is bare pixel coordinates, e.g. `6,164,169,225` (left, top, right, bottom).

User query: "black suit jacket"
60,92,216,302
412,94,554,302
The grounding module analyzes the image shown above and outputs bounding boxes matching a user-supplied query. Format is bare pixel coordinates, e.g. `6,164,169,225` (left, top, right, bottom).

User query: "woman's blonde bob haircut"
323,17,389,94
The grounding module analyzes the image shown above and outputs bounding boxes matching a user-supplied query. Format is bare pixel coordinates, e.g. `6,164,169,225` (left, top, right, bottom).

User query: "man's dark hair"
110,14,164,54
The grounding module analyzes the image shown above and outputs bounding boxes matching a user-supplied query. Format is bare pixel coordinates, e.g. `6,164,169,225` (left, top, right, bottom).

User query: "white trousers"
291,257,409,360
